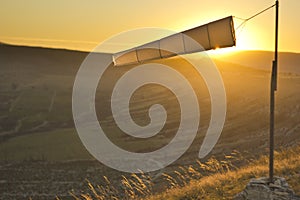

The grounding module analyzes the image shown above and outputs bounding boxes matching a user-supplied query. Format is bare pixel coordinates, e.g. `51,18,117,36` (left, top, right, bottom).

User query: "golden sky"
0,0,299,53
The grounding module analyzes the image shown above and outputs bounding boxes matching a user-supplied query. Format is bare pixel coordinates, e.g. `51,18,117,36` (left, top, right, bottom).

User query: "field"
0,43,299,199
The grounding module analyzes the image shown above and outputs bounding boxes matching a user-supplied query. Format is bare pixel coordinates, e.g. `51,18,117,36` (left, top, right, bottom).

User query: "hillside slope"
214,50,300,74
144,145,300,200
0,44,299,199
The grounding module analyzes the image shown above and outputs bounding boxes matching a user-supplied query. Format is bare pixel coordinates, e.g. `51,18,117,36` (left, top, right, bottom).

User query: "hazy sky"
1,0,299,53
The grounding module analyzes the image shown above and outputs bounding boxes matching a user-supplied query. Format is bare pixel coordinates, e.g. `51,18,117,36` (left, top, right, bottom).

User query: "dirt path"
48,90,56,113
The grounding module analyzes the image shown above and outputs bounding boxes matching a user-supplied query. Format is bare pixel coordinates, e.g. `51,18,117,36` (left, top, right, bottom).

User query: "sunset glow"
0,0,299,53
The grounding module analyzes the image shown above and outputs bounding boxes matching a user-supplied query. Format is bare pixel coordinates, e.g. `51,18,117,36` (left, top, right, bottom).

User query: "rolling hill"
0,44,299,199
214,50,300,74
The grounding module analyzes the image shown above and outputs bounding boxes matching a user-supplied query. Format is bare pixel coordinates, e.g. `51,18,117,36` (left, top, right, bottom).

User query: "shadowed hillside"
214,50,300,74
0,44,299,199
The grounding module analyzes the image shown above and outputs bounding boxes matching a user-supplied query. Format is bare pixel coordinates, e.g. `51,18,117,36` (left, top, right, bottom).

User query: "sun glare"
208,25,260,58
207,46,238,57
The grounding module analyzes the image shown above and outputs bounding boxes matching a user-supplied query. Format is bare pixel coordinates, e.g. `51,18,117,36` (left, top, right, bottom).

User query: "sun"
207,46,238,57
207,25,260,58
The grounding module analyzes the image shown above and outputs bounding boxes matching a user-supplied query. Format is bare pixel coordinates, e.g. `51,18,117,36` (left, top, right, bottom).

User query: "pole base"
234,177,300,200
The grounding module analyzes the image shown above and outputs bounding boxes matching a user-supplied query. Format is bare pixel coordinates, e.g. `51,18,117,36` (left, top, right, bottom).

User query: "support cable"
234,4,276,30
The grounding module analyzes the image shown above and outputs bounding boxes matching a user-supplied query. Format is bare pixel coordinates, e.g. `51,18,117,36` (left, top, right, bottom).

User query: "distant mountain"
215,51,300,74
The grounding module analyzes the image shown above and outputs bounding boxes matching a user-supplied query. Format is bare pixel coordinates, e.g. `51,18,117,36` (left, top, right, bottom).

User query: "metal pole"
269,0,279,183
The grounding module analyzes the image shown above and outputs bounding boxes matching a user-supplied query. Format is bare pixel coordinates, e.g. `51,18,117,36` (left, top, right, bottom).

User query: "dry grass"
146,145,300,200
69,171,153,200
67,145,300,200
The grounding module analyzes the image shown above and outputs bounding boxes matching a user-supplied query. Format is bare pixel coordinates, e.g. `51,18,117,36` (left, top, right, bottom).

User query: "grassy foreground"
71,145,300,200
146,148,300,200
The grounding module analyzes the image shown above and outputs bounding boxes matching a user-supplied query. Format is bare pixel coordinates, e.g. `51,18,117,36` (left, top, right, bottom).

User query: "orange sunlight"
208,24,261,58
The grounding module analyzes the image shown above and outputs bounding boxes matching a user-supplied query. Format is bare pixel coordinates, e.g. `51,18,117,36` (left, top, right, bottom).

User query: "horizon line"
1,40,300,55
